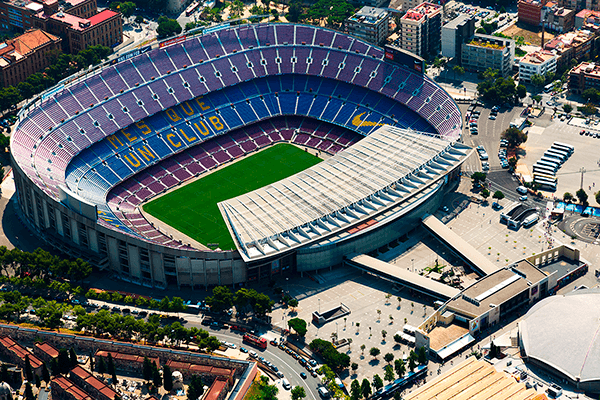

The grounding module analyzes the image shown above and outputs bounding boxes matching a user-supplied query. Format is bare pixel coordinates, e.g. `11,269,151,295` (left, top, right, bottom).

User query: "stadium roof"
405,357,548,400
219,125,471,262
520,289,600,384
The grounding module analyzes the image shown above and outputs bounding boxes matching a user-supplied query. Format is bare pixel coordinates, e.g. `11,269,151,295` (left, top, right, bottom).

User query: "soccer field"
143,144,322,250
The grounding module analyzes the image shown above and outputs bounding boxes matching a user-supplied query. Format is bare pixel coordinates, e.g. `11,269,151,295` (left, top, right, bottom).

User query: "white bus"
533,165,556,176
540,157,560,167
552,142,574,154
536,160,558,172
549,146,570,159
545,149,567,161
533,173,557,182
543,152,565,164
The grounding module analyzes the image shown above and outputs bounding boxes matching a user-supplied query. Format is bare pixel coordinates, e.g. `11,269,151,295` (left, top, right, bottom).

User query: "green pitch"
143,143,322,250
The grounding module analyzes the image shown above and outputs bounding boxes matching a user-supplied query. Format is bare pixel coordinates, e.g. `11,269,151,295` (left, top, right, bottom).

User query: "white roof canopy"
219,125,470,261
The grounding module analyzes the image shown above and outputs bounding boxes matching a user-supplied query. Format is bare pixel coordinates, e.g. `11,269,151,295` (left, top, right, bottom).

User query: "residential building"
0,29,61,87
0,0,96,31
461,33,515,77
545,6,576,31
569,61,600,92
399,2,442,57
519,0,544,25
544,28,599,68
441,14,475,63
558,0,600,11
575,8,600,27
346,6,390,45
519,49,558,82
166,359,235,382
34,9,122,54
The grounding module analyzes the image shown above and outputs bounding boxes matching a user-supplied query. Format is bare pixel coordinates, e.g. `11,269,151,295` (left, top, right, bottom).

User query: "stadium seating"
12,23,462,246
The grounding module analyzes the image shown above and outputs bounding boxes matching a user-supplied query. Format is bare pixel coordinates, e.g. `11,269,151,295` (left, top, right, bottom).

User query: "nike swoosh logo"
352,112,384,127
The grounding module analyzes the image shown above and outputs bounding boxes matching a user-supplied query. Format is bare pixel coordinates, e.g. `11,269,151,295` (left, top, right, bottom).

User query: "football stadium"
11,23,469,288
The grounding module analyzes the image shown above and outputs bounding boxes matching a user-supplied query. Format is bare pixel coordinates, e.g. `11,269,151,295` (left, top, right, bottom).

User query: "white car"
249,351,258,358
489,115,496,120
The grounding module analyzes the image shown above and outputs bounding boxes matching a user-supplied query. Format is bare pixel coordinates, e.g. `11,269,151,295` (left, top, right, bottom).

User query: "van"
282,379,291,390
516,186,527,195
318,387,330,398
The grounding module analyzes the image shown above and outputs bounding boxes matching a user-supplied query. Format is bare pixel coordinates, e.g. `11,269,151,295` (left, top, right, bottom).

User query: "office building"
0,29,61,87
346,6,390,44
441,14,475,63
400,2,442,57
519,50,557,82
462,33,515,77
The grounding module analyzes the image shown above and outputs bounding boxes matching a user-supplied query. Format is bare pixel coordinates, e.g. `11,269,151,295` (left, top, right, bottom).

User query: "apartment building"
441,14,475,63
346,6,390,44
399,2,442,57
461,33,515,76
575,8,600,27
519,50,558,82
544,5,576,31
0,28,61,87
544,28,599,68
569,61,600,93
519,0,544,25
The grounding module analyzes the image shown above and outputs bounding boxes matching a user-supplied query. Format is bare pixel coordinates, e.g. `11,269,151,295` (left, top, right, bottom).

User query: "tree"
452,65,465,80
501,127,527,148
369,347,381,359
187,375,204,400
580,103,597,115
531,73,545,88
25,382,34,400
287,1,302,22
418,346,428,365
206,286,233,314
42,362,50,383
394,359,406,378
163,364,173,392
25,354,33,382
292,385,307,400
135,15,144,23
596,191,600,206
481,188,490,201
583,88,600,103
350,380,361,400
50,358,59,376
34,374,40,388
98,356,106,375
471,172,487,185
576,188,589,205
108,353,117,385
0,363,8,383
492,191,505,202
517,84,527,99
288,318,307,337
477,68,518,104
351,362,358,372
156,16,182,39
384,353,394,364
563,104,573,113
381,330,387,341
361,379,371,399
360,344,366,355
69,348,78,368
394,334,402,343
564,192,573,203
489,341,498,359
143,357,152,381
408,351,417,372
153,366,162,389
309,339,350,371
372,374,384,390
384,365,395,382
531,95,542,105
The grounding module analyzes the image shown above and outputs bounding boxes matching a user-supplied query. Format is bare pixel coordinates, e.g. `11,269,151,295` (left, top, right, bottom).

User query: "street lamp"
411,259,414,273
318,298,321,314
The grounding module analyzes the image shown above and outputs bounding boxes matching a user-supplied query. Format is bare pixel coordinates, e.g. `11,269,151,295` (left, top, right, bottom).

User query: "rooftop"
348,6,389,24
402,2,441,21
520,49,556,64
205,377,228,400
519,0,543,6
47,8,117,31
53,377,92,400
576,8,600,18
35,342,59,358
446,263,547,318
0,29,60,67
405,357,548,400
443,14,473,30
0,336,43,368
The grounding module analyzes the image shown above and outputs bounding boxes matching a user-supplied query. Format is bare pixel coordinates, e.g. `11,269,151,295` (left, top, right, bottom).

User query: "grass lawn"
143,143,321,250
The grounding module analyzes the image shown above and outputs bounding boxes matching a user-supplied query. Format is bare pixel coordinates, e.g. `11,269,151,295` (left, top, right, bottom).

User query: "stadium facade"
11,23,465,288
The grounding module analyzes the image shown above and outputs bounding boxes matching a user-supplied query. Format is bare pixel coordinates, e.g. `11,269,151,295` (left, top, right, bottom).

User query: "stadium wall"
12,161,245,289
296,171,456,271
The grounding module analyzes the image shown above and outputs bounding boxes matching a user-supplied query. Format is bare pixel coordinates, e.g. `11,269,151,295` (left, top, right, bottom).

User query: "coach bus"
549,146,570,160
534,180,557,191
536,161,558,172
543,152,565,164
533,173,557,183
540,157,560,168
533,165,556,176
535,177,558,188
545,148,567,160
552,142,574,155
243,333,267,349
